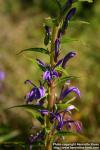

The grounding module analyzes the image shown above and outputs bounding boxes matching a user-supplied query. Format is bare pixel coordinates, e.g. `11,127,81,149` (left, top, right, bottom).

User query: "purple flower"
39,109,49,115
0,71,5,81
57,28,62,39
45,25,50,37
63,0,74,15
36,59,46,71
36,59,59,82
25,80,45,103
66,7,76,21
54,39,60,62
54,58,63,68
60,86,80,100
43,69,59,82
62,7,76,34
28,130,44,144
74,121,82,133
62,51,76,68
44,25,50,45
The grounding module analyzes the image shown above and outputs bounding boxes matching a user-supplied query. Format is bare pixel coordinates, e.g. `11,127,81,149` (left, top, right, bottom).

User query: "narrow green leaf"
56,131,78,136
78,0,93,3
56,131,88,140
8,104,44,110
0,130,19,143
8,104,44,124
57,103,71,110
44,17,55,27
64,96,76,104
61,37,79,44
69,20,90,25
55,67,69,76
54,0,62,10
17,48,49,55
57,103,79,111
25,108,44,124
57,76,79,85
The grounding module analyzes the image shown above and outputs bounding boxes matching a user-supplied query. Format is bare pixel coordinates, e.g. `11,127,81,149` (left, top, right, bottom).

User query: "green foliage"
0,130,19,143
9,104,44,124
17,48,49,55
56,131,87,140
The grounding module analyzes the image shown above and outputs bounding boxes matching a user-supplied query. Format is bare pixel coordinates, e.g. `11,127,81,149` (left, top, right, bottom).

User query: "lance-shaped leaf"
57,76,78,85
78,0,93,2
61,37,79,44
55,66,69,76
0,130,19,143
17,48,49,55
56,103,78,111
8,104,45,124
55,131,87,140
54,0,62,10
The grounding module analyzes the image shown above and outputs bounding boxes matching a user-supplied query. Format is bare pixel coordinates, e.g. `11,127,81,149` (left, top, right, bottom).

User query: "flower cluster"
22,0,83,148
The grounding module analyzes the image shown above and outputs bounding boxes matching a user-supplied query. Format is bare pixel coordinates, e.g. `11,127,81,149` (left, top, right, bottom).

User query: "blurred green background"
0,0,100,148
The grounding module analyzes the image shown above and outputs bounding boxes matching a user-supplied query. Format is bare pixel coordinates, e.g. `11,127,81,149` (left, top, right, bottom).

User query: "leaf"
61,37,79,44
64,96,76,104
56,131,88,140
8,104,44,110
57,103,79,111
78,0,93,3
69,20,90,26
0,130,19,143
57,76,79,85
17,48,49,55
54,0,62,10
55,67,69,76
8,104,44,124
44,17,55,27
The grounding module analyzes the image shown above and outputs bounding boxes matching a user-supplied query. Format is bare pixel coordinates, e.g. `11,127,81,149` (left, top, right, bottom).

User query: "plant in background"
14,0,93,149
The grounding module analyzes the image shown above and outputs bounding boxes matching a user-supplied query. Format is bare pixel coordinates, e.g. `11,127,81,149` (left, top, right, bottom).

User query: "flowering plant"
12,0,93,149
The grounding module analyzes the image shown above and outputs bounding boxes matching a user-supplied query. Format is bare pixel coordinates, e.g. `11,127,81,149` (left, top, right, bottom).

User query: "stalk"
49,25,59,110
45,24,59,150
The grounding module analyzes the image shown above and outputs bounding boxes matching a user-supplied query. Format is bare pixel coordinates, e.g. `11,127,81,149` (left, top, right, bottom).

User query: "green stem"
49,25,59,110
45,24,59,150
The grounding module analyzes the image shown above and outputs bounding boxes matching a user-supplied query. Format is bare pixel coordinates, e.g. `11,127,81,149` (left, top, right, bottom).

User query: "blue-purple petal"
66,7,76,21
39,86,45,97
43,70,51,82
74,121,82,133
54,58,63,68
62,51,76,68
54,39,60,62
43,69,58,82
26,85,45,103
36,59,46,68
0,71,5,81
52,70,59,78
60,86,81,100
39,109,49,115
